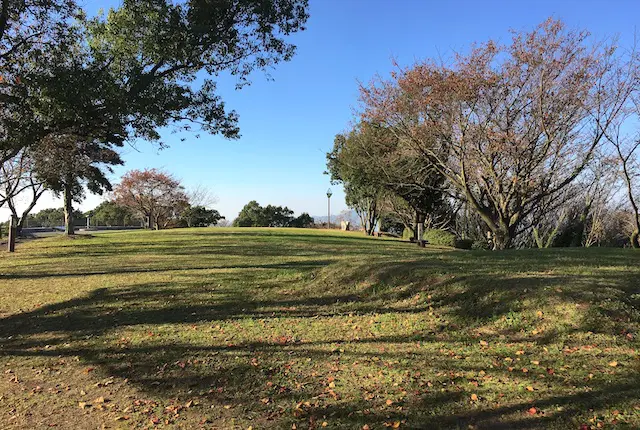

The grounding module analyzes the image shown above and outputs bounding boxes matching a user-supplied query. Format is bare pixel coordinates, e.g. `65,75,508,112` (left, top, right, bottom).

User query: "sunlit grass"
0,228,638,429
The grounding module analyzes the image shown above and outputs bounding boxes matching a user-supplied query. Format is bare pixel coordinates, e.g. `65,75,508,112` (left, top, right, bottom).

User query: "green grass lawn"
0,228,639,429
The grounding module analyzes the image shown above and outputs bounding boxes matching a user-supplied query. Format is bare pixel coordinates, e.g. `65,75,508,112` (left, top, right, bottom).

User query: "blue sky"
5,0,640,221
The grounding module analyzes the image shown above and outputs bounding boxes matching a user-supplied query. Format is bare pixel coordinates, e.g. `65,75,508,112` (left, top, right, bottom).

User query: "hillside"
0,228,638,429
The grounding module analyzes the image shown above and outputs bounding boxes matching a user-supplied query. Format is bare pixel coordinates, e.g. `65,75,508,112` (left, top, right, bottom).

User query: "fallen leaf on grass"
527,407,537,415
609,361,618,367
470,394,478,401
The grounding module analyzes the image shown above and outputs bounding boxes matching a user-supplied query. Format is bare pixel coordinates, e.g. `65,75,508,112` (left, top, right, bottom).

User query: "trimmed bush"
454,238,473,249
423,229,456,247
402,227,414,241
471,240,490,250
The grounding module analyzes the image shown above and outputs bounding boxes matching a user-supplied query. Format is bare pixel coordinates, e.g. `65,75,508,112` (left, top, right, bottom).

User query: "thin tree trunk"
617,146,640,248
63,181,74,236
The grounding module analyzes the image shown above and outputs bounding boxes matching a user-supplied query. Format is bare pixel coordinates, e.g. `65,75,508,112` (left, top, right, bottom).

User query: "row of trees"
0,0,309,237
4,169,225,232
328,19,640,249
233,200,314,227
113,169,224,229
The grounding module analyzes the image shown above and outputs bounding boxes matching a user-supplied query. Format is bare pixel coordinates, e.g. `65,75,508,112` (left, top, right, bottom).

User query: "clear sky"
4,0,640,221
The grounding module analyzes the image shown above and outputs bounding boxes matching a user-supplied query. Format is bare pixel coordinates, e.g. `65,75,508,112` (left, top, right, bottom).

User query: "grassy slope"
0,228,638,429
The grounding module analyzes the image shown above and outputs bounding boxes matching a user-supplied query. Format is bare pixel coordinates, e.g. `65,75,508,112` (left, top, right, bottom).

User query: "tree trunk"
63,181,75,236
491,223,513,250
416,219,425,247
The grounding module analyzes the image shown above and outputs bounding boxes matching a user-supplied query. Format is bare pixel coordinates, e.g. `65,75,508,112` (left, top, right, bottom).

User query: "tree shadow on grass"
0,259,336,280
1,246,639,428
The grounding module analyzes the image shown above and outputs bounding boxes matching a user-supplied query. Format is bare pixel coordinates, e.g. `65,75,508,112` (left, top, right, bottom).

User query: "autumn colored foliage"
113,169,189,230
357,19,636,249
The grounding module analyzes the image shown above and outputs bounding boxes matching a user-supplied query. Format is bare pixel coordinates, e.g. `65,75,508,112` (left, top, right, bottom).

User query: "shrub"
471,240,490,250
454,238,473,249
402,227,414,241
423,229,456,247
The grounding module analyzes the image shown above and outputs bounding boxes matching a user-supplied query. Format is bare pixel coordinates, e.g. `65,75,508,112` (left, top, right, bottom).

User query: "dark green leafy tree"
262,204,295,227
89,201,137,226
0,0,79,162
25,207,83,228
233,200,266,227
87,0,310,143
4,0,309,236
290,212,314,228
233,201,307,227
327,131,383,235
181,205,224,227
28,42,127,235
327,123,447,238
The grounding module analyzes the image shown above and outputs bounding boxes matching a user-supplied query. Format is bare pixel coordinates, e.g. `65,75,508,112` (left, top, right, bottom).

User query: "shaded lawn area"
0,227,638,429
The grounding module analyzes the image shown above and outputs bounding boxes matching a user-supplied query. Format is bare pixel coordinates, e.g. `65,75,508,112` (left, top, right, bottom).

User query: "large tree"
89,201,137,227
181,205,224,227
233,201,303,227
0,0,78,162
27,42,127,235
0,149,45,233
2,0,309,236
113,169,189,230
87,0,309,144
327,123,447,238
359,19,635,249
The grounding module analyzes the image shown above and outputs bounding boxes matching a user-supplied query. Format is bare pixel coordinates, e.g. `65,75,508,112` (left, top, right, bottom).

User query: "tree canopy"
233,201,313,228
0,0,310,236
357,19,636,249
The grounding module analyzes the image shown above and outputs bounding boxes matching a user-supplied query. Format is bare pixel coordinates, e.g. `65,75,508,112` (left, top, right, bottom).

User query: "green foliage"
3,0,310,236
423,229,456,247
233,201,312,228
327,123,448,237
327,129,385,235
454,238,474,250
0,0,78,160
379,214,405,236
181,206,224,227
471,239,491,250
25,207,84,227
289,212,315,228
233,200,265,227
87,0,309,142
402,227,414,240
89,201,137,226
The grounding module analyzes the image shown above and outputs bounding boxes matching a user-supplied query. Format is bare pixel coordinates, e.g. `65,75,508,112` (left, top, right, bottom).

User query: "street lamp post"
326,188,333,229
